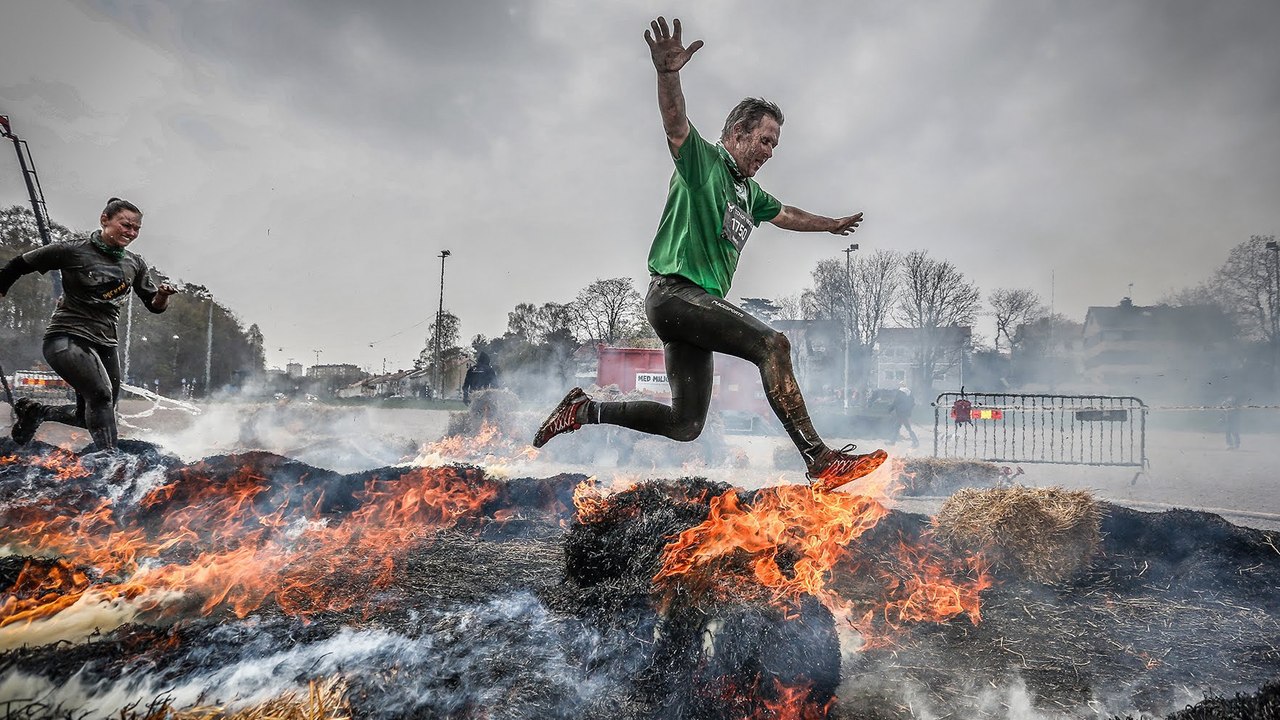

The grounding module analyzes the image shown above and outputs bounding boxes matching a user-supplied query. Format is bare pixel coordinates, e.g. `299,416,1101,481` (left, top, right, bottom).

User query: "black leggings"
594,274,828,465
41,333,121,450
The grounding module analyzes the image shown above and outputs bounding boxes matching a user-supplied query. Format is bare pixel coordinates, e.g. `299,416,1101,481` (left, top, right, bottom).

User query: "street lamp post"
204,296,214,396
842,243,859,411
1267,240,1279,391
171,334,181,396
123,294,134,383
435,250,451,399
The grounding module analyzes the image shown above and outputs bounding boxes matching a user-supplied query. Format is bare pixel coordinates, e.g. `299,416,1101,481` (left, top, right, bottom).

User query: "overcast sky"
2,0,1277,372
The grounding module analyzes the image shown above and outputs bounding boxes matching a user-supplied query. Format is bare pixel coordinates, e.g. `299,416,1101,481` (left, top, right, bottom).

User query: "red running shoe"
806,444,889,492
532,387,590,448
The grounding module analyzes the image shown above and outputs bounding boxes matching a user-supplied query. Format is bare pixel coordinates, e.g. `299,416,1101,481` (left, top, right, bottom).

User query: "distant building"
1082,297,1234,399
305,363,368,396
337,369,417,399
773,319,842,393
874,326,972,391
286,362,304,379
1011,315,1086,391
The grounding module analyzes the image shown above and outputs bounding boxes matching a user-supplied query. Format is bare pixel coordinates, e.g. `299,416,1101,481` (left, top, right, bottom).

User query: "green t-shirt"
646,123,783,298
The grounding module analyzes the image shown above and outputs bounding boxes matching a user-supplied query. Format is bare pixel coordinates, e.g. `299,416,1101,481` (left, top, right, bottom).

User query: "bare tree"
417,310,461,371
989,287,1044,353
774,292,815,322
897,250,982,390
852,249,902,350
507,302,573,344
1214,235,1279,344
1011,312,1083,386
808,258,851,329
567,277,645,346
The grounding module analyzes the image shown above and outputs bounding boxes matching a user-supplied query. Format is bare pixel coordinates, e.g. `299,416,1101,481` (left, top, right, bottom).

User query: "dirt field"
10,399,1278,531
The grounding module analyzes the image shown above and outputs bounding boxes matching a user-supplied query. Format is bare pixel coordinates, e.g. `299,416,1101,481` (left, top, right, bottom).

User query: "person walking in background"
890,382,919,449
0,198,175,452
1221,395,1241,450
531,16,887,491
462,351,500,404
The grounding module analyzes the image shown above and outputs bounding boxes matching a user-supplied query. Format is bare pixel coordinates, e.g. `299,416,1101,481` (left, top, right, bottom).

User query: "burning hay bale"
557,478,842,719
931,485,1101,584
446,388,527,438
421,388,539,464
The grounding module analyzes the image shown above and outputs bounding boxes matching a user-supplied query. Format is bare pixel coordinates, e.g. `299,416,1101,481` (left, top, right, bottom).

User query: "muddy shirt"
21,232,160,346
646,123,783,298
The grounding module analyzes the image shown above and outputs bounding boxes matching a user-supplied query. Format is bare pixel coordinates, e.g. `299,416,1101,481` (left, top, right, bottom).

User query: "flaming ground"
0,434,1278,719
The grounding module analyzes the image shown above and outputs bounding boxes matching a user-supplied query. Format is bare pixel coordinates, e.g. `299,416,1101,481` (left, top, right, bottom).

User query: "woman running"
0,197,175,451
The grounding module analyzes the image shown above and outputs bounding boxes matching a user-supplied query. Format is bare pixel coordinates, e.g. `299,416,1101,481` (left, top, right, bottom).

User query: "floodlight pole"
435,250,451,399
1267,240,1279,391
842,243,858,411
2,115,60,296
204,296,214,395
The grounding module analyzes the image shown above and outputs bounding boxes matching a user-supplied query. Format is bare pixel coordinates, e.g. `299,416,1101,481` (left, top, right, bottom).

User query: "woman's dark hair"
102,197,142,219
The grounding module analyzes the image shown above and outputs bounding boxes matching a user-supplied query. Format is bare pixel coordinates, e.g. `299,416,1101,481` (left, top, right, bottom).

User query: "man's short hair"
720,98,784,141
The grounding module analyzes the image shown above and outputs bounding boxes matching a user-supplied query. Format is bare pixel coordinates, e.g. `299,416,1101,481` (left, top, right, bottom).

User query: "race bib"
720,202,753,253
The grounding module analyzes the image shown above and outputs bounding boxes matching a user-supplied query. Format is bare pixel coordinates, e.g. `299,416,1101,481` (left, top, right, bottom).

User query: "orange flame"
416,420,534,466
751,680,832,720
572,477,608,524
651,458,992,641
654,466,900,613
0,460,501,627
881,539,991,627
0,447,89,480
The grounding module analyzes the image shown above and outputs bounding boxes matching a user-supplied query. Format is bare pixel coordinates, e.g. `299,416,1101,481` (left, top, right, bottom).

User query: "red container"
594,346,771,416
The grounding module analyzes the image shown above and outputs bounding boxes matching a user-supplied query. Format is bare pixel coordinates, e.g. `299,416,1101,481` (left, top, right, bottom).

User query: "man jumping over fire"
533,16,887,491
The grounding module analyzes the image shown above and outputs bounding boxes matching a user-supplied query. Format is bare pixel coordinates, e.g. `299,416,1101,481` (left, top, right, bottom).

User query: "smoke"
0,592,648,719
131,400,425,472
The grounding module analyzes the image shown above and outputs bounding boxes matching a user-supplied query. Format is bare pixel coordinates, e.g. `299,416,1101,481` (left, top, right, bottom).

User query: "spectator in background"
890,382,918,448
1221,395,1241,450
462,352,500,404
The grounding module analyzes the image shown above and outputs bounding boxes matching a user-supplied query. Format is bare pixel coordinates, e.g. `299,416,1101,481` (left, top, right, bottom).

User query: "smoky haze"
0,1,1276,371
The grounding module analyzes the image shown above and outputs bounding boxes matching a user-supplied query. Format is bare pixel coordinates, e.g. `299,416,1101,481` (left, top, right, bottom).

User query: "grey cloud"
88,0,571,156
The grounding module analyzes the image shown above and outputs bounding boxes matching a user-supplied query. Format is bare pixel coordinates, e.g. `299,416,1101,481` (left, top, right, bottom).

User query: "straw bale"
931,485,1100,584
120,676,350,719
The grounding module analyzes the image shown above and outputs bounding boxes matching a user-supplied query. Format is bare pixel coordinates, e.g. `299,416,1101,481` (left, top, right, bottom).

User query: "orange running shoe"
532,387,590,448
806,444,888,492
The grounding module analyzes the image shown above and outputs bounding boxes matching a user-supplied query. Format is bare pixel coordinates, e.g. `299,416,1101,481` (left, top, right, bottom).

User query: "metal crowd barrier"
933,392,1148,468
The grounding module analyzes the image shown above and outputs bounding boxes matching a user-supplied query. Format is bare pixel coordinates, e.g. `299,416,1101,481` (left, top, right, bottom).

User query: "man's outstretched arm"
770,205,864,235
644,16,703,153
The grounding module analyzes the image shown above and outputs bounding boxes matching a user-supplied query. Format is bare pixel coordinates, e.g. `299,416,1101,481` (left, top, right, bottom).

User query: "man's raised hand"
645,17,703,74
